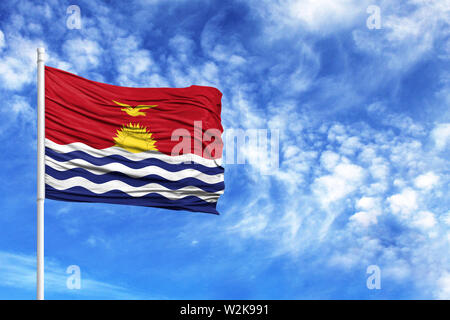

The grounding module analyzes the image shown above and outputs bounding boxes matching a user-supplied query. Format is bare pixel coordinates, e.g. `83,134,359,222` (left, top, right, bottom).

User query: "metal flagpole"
37,47,45,300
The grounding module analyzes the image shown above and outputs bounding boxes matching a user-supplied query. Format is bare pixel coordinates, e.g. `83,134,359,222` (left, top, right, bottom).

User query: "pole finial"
37,48,45,63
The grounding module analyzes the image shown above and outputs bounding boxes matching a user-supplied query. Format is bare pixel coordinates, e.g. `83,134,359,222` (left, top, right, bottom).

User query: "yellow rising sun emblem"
113,123,158,153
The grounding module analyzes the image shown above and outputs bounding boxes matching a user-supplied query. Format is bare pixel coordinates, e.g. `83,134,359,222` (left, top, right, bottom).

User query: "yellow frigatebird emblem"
113,100,157,117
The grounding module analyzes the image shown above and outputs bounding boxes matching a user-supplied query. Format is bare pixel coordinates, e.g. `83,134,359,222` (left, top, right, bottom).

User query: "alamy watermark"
169,121,280,175
66,265,81,290
66,5,82,30
366,265,381,290
366,5,381,30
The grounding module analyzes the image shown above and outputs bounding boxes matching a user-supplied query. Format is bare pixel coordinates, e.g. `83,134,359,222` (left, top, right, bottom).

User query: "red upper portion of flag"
45,66,223,158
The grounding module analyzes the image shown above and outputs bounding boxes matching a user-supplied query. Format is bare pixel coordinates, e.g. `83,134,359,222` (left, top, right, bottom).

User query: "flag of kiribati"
44,66,224,214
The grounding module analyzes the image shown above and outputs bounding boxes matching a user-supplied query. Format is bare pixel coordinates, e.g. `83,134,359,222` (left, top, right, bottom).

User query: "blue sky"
0,0,449,299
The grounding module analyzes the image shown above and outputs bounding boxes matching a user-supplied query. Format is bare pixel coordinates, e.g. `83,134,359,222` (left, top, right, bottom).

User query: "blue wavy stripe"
45,185,219,214
46,165,224,193
45,147,224,175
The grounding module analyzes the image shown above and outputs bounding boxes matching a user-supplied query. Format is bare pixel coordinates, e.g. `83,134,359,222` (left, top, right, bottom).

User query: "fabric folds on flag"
45,66,224,214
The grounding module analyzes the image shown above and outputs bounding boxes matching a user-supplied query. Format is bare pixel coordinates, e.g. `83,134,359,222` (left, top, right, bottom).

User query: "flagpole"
37,47,45,300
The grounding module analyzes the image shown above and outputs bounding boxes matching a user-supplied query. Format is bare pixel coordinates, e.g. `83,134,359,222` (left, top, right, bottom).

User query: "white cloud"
0,35,45,90
356,196,378,212
288,0,369,31
169,35,195,63
369,158,388,174
313,162,365,207
63,38,103,72
349,211,376,227
0,95,35,138
85,235,111,248
442,212,450,226
414,172,440,190
251,0,371,35
383,259,412,281
228,213,268,237
320,150,340,171
388,188,418,217
327,124,347,142
10,95,34,122
436,272,450,299
412,211,437,230
350,196,381,227
339,136,362,156
352,0,449,70
358,145,377,163
113,36,156,83
431,123,450,151
0,30,5,50
0,251,147,299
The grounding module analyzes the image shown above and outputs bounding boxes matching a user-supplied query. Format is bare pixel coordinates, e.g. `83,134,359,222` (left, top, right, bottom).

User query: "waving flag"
44,66,224,214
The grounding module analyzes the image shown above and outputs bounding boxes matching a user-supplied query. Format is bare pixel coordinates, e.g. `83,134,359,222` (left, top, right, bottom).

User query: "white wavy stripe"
45,156,224,185
46,175,222,203
45,139,223,167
